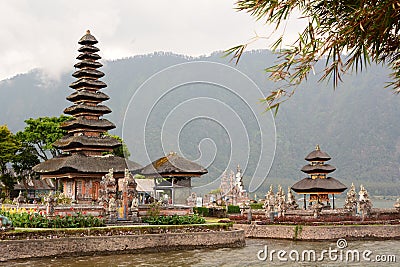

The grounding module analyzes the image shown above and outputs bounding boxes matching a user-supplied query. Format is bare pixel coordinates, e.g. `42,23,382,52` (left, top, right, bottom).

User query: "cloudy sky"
0,1,304,81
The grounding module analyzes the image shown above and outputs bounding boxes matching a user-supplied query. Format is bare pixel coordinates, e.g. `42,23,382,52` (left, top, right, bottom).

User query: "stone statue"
358,185,372,220
131,196,139,211
263,184,275,215
44,191,57,216
394,197,400,211
108,196,117,222
108,196,116,211
286,187,298,210
105,168,115,184
123,168,138,211
14,191,26,209
344,183,357,214
130,195,140,223
235,164,244,193
103,168,117,201
275,185,286,217
311,202,324,218
187,192,197,207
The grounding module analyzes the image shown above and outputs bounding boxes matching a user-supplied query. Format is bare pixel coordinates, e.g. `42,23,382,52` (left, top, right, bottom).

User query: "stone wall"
0,229,245,261
234,224,400,241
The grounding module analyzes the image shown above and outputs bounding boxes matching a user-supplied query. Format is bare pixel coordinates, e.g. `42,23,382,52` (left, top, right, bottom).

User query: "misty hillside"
1,50,399,196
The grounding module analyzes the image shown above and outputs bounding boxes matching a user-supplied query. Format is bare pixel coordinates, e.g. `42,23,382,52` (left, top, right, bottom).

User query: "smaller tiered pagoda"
291,145,347,209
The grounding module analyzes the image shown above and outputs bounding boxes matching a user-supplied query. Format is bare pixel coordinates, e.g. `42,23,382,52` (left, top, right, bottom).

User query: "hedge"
193,207,209,217
227,205,240,214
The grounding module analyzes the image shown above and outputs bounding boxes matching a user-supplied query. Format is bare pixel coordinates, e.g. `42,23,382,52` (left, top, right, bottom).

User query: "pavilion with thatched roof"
291,145,347,209
33,30,141,203
141,152,208,205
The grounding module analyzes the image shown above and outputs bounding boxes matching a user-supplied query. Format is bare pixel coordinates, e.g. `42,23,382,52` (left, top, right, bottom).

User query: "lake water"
5,238,399,267
333,198,395,209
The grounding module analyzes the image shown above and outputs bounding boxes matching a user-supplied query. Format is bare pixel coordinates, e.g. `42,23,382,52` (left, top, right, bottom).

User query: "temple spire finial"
315,144,320,151
86,29,91,34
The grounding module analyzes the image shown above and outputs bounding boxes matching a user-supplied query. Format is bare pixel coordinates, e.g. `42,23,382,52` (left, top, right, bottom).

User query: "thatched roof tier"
136,179,154,193
301,164,336,174
78,45,99,53
64,104,111,115
305,145,331,161
69,78,107,89
60,118,115,131
291,177,347,194
72,87,104,93
53,135,120,149
77,53,101,61
33,154,142,175
141,152,208,177
66,91,109,102
74,60,103,69
78,30,98,45
72,69,104,79
14,179,55,191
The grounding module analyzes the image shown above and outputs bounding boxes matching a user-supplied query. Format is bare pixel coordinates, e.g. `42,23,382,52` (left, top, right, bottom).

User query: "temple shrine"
33,31,142,203
219,165,249,206
291,145,347,209
141,152,207,205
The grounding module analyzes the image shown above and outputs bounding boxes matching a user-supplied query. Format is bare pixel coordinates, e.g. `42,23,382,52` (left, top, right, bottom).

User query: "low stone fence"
234,224,400,241
138,205,191,216
238,208,400,222
0,228,245,261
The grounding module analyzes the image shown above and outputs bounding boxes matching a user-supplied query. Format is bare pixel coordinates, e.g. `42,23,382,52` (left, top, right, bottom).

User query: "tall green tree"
227,0,400,113
16,115,70,161
104,133,131,158
12,140,40,182
0,125,20,196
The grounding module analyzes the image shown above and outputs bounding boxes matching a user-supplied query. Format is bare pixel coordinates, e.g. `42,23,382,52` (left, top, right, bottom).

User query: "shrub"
142,214,206,225
227,205,240,214
249,203,263,210
55,192,72,205
193,207,209,217
147,202,161,217
0,209,105,228
2,198,13,204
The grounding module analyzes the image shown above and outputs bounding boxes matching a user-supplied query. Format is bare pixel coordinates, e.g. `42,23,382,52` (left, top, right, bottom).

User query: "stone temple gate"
98,168,139,221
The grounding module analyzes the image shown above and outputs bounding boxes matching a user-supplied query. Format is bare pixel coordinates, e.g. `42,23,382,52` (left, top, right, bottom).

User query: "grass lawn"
204,217,224,223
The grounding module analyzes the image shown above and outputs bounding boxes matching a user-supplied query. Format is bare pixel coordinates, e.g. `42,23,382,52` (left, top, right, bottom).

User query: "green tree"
0,125,20,196
104,133,131,158
227,0,400,113
12,139,40,182
16,115,70,161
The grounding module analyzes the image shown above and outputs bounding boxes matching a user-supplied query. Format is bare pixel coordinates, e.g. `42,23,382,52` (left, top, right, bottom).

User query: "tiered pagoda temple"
291,145,347,209
33,30,142,202
141,152,208,205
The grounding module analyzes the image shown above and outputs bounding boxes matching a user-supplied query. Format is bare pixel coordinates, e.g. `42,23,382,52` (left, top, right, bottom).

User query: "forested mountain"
1,50,399,196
